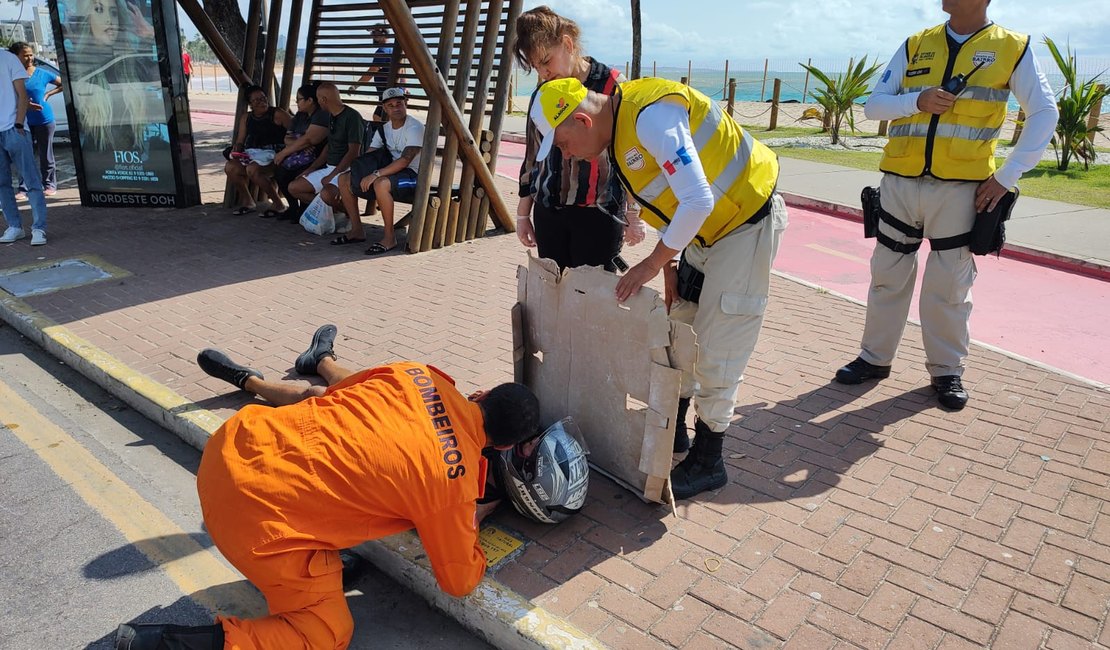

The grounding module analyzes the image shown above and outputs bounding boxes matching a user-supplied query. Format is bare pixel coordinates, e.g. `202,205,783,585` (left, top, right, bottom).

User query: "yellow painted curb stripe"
365,531,606,650
0,293,223,437
0,381,263,617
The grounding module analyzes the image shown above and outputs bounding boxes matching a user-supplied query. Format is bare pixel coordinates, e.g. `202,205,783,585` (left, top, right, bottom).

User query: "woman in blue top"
9,43,61,196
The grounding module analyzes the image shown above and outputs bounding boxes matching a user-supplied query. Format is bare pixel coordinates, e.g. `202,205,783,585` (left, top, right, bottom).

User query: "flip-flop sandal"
231,206,254,215
331,235,367,245
365,242,397,256
260,209,287,218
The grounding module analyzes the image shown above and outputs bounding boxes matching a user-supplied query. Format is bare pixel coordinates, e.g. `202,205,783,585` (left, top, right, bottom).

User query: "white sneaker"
0,226,25,243
30,229,46,246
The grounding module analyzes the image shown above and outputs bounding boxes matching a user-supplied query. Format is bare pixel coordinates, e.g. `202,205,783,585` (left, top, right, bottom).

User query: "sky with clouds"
530,0,1110,69
6,0,1104,72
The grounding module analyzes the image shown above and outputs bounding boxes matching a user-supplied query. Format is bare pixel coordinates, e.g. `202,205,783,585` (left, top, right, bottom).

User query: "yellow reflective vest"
609,79,778,247
880,23,1028,181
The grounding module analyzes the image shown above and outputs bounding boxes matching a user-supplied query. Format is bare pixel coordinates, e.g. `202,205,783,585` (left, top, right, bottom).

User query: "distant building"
1,14,55,59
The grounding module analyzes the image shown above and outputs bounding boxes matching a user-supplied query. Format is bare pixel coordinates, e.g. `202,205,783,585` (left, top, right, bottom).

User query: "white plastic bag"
333,211,352,234
244,148,276,165
300,195,336,235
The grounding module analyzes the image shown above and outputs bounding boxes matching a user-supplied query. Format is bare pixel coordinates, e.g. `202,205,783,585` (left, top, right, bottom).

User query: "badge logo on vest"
911,51,935,64
625,147,645,171
972,51,997,68
907,68,931,77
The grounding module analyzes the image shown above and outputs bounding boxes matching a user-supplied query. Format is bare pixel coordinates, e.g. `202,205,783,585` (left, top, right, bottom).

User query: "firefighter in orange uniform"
115,324,541,650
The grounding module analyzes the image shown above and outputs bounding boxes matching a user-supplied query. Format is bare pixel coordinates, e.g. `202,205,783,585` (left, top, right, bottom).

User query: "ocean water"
512,61,1110,114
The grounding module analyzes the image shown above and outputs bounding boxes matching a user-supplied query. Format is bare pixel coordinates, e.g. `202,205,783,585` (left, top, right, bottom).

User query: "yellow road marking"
806,243,869,265
0,380,265,617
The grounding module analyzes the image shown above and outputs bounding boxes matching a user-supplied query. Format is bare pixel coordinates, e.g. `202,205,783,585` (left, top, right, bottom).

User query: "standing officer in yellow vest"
527,76,788,500
834,0,1057,410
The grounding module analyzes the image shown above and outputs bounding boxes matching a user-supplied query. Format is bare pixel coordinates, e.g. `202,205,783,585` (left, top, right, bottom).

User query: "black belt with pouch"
967,187,1019,255
861,185,1018,256
861,186,881,239
676,252,704,303
676,193,776,303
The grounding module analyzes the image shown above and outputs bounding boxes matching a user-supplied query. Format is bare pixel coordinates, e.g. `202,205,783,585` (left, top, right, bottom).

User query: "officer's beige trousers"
860,174,978,378
670,194,788,433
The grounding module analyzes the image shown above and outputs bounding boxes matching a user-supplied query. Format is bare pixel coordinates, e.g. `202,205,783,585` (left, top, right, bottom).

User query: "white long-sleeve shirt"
633,98,716,250
865,23,1058,189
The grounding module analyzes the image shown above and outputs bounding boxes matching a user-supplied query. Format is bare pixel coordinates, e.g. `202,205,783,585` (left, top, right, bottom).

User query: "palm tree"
1043,36,1107,171
630,0,641,79
799,57,882,145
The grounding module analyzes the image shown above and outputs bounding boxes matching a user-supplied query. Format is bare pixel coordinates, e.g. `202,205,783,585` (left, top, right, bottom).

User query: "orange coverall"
196,362,489,650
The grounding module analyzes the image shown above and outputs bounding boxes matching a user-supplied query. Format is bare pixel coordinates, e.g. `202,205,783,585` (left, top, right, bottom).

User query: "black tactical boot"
931,375,969,410
115,623,224,650
670,420,727,500
834,357,891,385
294,324,338,375
673,397,692,453
197,348,263,390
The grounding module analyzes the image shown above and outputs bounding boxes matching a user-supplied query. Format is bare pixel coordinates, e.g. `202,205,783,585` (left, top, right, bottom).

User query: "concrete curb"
0,295,602,650
779,191,1110,282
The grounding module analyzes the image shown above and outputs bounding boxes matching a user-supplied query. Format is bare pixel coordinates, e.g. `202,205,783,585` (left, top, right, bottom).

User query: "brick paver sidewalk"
2,136,1108,649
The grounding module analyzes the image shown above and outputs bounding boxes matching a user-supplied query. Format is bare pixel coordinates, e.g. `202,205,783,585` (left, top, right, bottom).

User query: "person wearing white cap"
333,87,424,254
528,77,788,500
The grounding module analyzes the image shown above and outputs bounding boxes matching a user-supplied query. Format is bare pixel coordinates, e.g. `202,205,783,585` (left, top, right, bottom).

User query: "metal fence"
511,54,1110,113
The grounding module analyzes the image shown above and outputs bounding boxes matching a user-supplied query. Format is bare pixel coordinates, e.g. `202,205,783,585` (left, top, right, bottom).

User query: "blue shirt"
372,46,392,88
25,67,57,126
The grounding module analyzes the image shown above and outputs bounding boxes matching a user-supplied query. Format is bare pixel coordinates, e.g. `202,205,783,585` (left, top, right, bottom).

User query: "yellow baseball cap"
528,78,589,161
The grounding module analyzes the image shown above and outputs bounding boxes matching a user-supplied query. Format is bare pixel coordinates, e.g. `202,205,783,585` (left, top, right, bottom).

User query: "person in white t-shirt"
333,87,424,254
0,49,48,246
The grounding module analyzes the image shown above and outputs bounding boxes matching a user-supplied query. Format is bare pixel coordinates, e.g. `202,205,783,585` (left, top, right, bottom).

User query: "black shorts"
349,149,418,203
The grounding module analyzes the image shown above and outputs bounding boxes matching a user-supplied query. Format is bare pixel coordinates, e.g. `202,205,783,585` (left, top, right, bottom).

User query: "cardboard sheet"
514,256,695,503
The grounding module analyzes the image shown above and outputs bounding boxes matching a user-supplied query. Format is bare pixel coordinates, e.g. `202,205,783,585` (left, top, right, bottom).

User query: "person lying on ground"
114,323,541,650
332,87,423,255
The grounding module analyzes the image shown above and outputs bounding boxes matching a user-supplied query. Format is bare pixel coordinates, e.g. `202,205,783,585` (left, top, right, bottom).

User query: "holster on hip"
968,187,1019,256
861,186,881,239
676,253,705,303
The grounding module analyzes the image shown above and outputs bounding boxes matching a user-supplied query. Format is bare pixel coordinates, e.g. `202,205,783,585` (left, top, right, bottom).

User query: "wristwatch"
14,122,23,129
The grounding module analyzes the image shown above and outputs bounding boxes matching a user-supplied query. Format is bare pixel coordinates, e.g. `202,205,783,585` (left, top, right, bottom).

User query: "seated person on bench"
288,82,364,216
269,82,330,221
333,87,424,255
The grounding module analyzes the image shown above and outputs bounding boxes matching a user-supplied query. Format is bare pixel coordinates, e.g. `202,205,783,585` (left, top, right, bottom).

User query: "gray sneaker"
0,226,25,243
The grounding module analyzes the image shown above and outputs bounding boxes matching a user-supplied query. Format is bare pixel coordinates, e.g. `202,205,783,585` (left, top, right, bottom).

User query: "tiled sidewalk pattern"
2,134,1108,649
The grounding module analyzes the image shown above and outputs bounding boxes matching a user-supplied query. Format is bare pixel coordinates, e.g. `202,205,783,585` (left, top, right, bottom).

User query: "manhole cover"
0,258,114,297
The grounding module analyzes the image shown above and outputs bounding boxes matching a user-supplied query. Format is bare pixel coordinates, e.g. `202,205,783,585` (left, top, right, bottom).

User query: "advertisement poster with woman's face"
54,0,178,205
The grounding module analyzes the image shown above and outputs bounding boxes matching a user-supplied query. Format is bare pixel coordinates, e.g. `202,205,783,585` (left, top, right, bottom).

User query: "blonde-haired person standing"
512,5,644,273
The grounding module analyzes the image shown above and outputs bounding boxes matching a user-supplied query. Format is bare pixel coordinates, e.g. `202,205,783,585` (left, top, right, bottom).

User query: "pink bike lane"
496,140,1110,387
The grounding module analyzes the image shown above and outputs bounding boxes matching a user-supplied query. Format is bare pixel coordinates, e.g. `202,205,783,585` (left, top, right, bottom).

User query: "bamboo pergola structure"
187,0,521,253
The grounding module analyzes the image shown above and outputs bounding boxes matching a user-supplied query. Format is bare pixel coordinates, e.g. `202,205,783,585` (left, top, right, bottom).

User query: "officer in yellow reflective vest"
528,77,789,500
834,0,1057,410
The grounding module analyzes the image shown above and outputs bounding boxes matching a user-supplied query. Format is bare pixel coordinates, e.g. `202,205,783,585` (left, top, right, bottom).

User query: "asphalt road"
0,323,491,650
